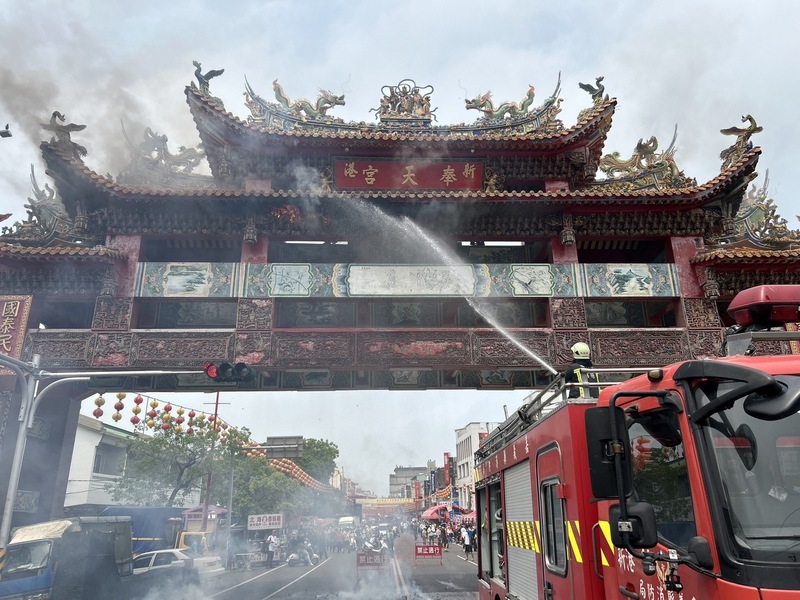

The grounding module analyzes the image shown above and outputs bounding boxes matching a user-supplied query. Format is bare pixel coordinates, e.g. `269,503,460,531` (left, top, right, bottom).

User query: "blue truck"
0,516,133,600
100,506,184,555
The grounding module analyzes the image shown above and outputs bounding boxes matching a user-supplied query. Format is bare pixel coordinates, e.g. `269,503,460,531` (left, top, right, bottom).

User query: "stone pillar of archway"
0,381,84,532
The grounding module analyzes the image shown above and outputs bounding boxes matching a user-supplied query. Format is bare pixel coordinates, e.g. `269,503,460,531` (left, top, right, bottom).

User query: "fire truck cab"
475,285,800,600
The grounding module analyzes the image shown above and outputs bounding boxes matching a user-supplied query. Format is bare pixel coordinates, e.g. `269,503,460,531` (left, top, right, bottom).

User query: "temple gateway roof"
1,64,795,276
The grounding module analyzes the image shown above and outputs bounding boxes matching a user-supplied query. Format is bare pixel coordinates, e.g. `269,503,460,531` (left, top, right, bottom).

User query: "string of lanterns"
89,392,334,492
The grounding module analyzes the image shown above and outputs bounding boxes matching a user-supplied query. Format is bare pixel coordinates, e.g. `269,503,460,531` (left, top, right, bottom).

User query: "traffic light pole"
0,357,204,548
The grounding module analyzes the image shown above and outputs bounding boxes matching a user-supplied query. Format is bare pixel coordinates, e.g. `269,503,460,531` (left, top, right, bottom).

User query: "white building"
455,422,499,511
64,414,136,509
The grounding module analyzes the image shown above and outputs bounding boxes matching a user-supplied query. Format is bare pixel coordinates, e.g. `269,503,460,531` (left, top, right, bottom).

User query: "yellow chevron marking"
598,520,614,567
506,521,539,553
567,520,582,563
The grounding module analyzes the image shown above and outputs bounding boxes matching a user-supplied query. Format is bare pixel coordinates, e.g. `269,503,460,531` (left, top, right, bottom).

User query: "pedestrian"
462,526,473,560
564,342,599,398
266,530,279,568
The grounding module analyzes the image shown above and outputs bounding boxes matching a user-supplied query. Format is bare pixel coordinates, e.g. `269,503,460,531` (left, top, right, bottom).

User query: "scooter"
286,542,320,567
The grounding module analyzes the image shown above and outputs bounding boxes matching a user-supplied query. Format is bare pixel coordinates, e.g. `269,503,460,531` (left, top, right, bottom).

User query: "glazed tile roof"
0,242,127,261
691,245,800,265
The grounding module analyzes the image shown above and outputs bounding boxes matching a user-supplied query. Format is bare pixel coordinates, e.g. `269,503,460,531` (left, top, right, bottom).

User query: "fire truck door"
504,460,537,600
537,445,572,599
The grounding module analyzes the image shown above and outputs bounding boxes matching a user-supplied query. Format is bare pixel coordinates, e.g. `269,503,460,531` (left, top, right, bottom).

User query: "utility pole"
0,358,203,548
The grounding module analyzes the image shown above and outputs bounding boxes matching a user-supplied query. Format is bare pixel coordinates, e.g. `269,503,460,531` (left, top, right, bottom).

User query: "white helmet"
571,342,591,359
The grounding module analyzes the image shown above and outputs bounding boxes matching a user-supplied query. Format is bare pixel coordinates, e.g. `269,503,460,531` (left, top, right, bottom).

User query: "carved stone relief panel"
235,333,273,366
471,331,553,368
683,298,722,329
687,330,725,359
274,332,355,368
550,297,587,329
23,331,96,369
592,330,690,366
130,332,234,367
93,333,134,367
237,298,273,330
358,331,470,368
92,296,133,331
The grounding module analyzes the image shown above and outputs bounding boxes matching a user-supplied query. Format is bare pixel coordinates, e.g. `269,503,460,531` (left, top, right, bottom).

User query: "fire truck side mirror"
609,502,658,549
584,406,632,499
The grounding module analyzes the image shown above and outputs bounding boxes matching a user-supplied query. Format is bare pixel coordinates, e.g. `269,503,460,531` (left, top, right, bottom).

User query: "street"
143,535,478,600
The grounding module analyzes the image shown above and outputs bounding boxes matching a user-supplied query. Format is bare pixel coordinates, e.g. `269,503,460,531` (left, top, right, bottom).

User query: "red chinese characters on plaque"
0,296,33,376
334,160,484,191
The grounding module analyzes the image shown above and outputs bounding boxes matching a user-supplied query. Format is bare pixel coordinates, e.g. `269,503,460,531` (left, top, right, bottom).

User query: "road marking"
392,556,409,596
261,557,331,600
208,564,285,598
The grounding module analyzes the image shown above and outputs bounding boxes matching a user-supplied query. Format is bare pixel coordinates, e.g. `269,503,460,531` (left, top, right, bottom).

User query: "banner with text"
248,513,283,530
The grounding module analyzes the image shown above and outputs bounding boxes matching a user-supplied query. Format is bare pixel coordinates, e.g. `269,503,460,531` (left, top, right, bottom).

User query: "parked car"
132,548,199,584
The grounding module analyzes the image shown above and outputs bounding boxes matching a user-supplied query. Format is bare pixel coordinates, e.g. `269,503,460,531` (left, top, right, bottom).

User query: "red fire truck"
475,285,800,599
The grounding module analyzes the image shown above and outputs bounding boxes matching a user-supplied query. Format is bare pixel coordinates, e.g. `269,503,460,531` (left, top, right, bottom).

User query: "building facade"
64,414,133,510
456,422,499,511
1,67,798,532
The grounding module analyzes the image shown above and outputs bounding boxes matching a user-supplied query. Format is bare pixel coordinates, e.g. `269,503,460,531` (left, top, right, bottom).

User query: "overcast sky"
3,1,799,494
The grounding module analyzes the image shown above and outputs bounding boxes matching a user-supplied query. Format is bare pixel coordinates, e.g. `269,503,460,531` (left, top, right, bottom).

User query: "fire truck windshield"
694,377,800,561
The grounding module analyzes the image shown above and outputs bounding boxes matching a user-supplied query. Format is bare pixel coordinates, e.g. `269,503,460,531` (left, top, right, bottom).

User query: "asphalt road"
174,535,480,600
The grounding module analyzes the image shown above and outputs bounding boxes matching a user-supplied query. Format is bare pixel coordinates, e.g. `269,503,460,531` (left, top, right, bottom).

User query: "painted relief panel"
136,263,239,297
582,264,677,297
346,265,480,297
135,262,680,299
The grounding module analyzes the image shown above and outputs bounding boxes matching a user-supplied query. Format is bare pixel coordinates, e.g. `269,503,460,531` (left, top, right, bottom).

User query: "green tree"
294,438,339,483
107,417,250,507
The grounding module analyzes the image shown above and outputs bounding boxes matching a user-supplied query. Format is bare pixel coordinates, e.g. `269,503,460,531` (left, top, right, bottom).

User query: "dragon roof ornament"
240,74,565,135
708,169,800,249
116,122,212,190
0,166,99,247
591,125,697,192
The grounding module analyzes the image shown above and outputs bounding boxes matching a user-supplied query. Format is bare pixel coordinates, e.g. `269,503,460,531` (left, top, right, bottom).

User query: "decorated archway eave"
186,85,616,152
38,135,757,215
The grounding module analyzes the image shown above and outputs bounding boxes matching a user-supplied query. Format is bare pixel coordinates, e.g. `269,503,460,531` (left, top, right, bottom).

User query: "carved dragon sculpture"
599,136,660,177
465,85,535,120
272,80,345,118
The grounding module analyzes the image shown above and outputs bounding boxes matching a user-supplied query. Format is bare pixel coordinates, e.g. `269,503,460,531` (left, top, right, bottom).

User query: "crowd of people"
239,515,478,569
413,518,476,559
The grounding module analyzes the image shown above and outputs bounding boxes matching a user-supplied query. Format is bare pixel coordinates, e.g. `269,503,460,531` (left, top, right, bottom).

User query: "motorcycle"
286,542,320,567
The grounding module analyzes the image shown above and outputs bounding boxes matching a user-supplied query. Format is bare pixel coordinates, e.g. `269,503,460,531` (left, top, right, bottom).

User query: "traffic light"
203,362,255,382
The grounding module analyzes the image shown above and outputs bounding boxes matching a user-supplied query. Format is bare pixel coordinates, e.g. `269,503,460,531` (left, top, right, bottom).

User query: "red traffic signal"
204,362,254,383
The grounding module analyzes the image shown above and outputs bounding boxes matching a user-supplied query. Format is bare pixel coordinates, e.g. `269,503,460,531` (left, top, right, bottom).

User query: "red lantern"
175,416,184,425
161,423,170,431
92,408,103,418
148,410,157,419
134,395,144,405
188,410,196,418
114,401,124,411
130,415,141,425
164,404,172,413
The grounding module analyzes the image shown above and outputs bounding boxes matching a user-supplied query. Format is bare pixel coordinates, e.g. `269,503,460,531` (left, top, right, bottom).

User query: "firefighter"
564,342,598,398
